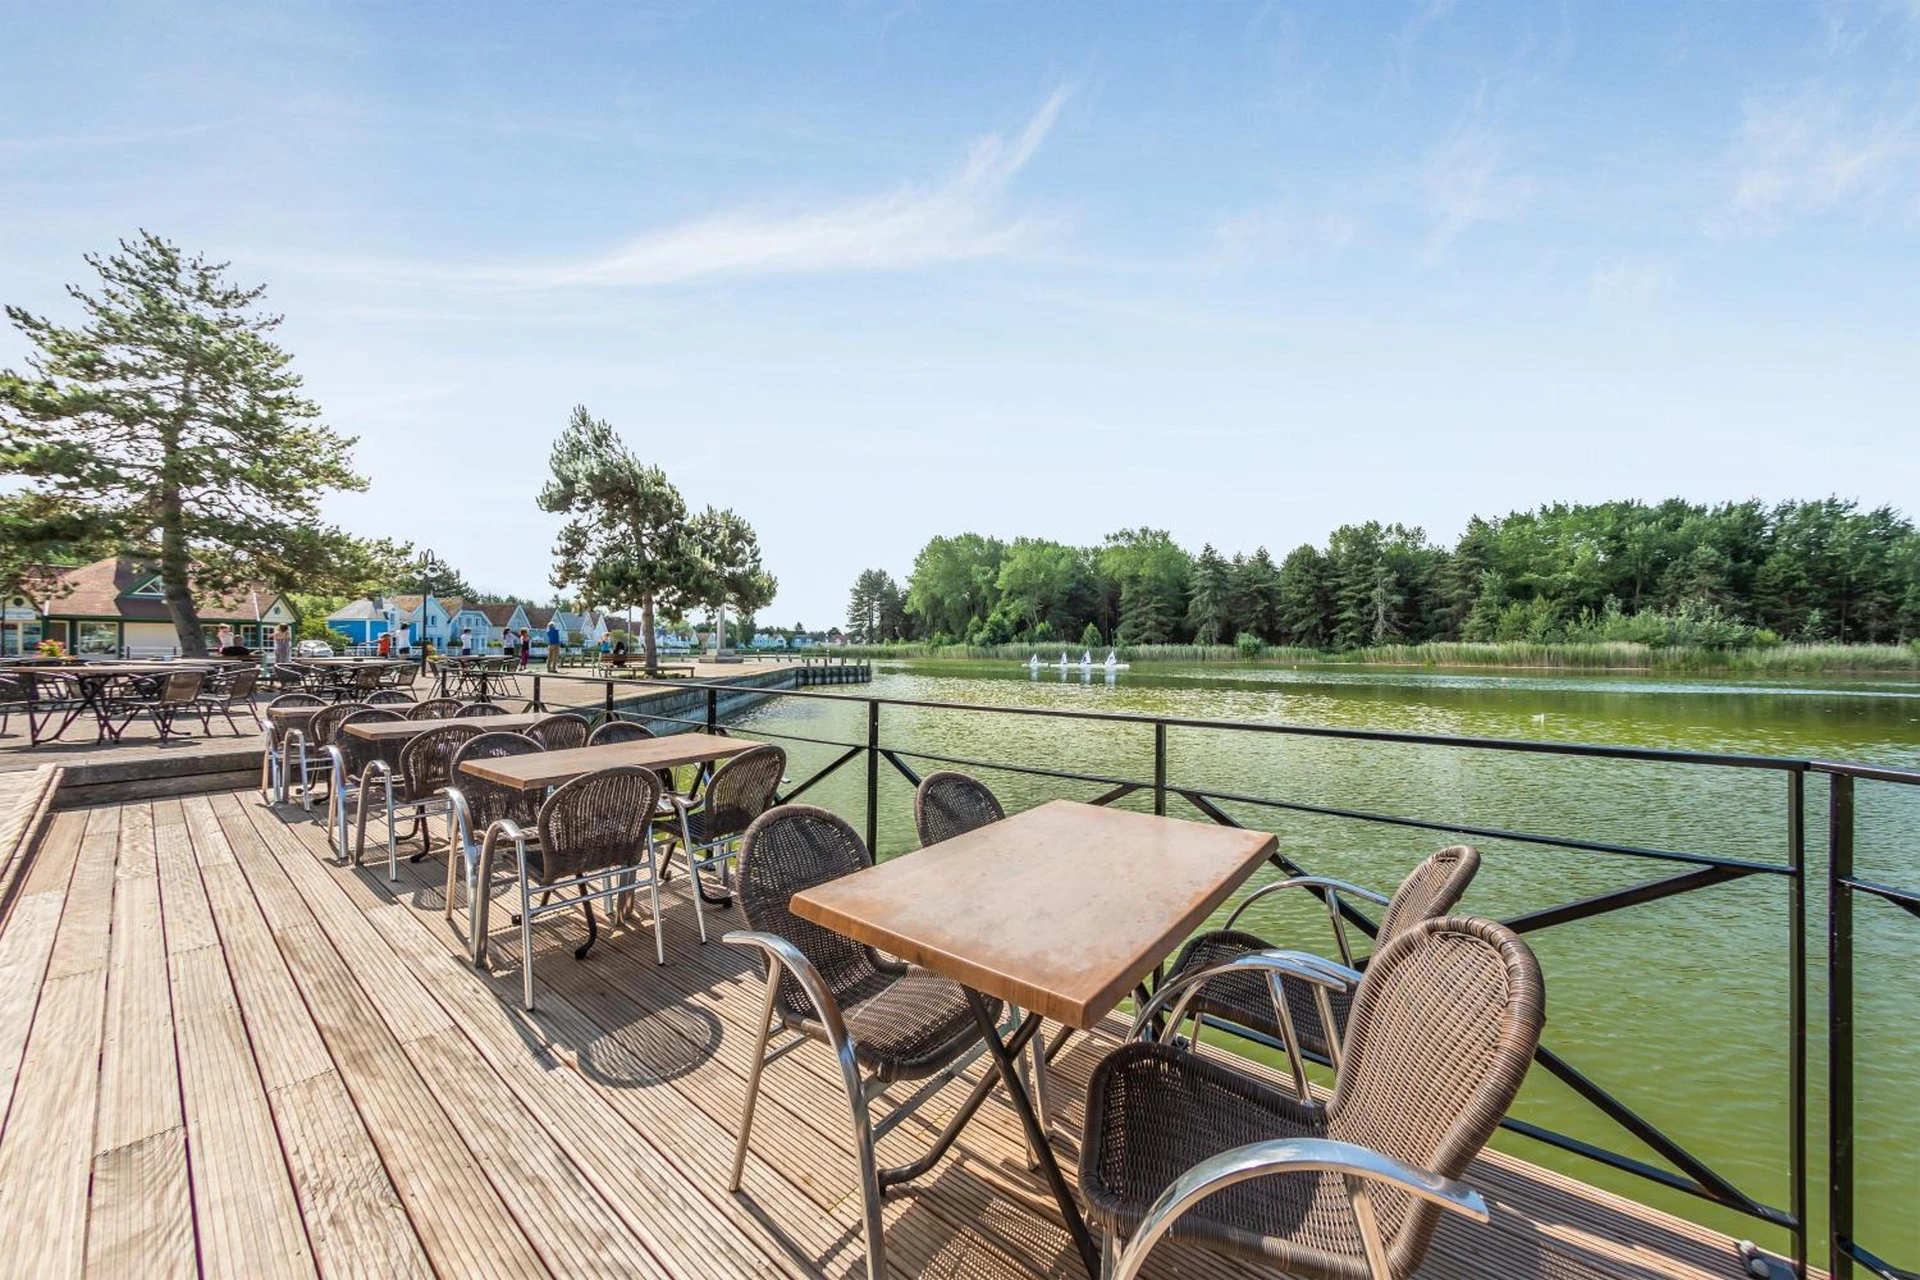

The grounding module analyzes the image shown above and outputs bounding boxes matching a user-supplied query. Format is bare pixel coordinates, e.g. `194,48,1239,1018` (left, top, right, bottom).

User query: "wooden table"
15,663,216,745
456,733,743,791
790,799,1276,1278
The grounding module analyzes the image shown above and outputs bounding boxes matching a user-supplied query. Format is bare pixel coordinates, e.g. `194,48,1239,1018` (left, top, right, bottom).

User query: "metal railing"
519,669,1914,1279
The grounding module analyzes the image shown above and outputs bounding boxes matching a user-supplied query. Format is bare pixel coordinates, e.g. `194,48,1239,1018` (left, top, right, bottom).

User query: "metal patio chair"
659,742,785,938
288,700,369,811
103,669,204,742
477,765,668,1008
259,692,325,801
526,712,589,751
319,707,407,854
354,720,482,881
1162,844,1480,1061
722,804,1009,1280
442,730,545,956
409,697,463,720
194,665,260,735
1082,915,1545,1280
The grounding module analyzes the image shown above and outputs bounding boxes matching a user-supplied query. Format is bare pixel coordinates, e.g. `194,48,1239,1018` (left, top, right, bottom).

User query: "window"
77,621,119,655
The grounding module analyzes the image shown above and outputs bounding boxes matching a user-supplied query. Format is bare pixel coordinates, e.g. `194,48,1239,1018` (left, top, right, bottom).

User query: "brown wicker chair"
260,692,325,802
320,707,406,855
722,804,1008,1280
353,721,482,881
290,700,369,811
1163,845,1480,1063
659,742,785,940
527,712,589,751
364,689,413,706
408,697,463,720
591,718,683,804
476,766,666,1008
443,731,547,953
913,769,1007,847
1083,915,1545,1280
454,700,507,719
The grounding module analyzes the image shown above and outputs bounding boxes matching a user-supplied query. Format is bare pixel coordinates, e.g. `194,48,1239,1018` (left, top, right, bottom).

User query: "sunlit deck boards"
0,789,1788,1279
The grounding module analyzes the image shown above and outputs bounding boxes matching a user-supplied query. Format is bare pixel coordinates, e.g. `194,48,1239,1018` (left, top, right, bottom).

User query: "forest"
844,498,1920,652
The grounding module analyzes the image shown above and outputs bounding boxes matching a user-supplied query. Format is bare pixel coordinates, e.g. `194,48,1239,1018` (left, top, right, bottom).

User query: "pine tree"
1185,544,1235,645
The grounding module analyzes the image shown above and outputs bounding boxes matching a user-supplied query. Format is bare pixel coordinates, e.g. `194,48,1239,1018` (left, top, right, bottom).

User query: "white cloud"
268,88,1072,289
1419,125,1534,250
1589,257,1672,306
1717,85,1917,232
1206,202,1358,267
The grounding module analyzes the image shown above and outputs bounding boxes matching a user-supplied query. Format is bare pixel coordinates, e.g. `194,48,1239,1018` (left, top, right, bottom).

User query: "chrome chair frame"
352,723,477,882
321,708,406,859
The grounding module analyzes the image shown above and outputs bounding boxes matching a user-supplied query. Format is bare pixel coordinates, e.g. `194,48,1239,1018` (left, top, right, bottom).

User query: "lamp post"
417,548,438,669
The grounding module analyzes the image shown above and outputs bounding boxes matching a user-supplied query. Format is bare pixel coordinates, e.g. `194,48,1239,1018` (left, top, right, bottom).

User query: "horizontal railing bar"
1500,865,1758,935
1171,783,1793,875
1810,760,1920,786
1841,876,1920,918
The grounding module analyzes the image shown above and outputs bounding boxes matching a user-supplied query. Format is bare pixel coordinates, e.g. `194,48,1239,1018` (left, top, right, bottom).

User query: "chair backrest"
1376,844,1481,946
305,700,369,747
534,766,661,884
695,743,786,841
227,667,259,699
528,713,589,751
333,708,406,777
400,722,483,798
449,731,545,832
364,689,413,706
913,770,1005,847
454,701,506,719
351,665,385,690
409,698,463,720
737,804,891,1025
1326,915,1544,1275
588,718,654,745
159,670,204,704
267,692,325,710
392,664,420,688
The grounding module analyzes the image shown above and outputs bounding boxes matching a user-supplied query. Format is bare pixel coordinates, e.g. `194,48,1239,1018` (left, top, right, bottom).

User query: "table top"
23,663,207,680
789,800,1277,1030
298,657,408,666
458,733,745,791
344,711,548,741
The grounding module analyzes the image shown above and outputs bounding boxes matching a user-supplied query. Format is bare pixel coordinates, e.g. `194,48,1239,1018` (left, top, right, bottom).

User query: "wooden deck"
0,788,1788,1279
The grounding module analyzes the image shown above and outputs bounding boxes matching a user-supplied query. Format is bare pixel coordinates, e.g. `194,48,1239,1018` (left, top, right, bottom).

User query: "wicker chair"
289,700,370,811
1083,915,1545,1280
913,770,1007,847
352,721,483,881
364,689,413,706
259,692,325,801
527,713,589,751
454,701,506,719
722,804,1009,1280
475,766,666,1008
659,743,785,940
409,697,463,720
589,718,681,800
320,707,407,853
103,669,205,742
1163,845,1481,1063
443,731,548,952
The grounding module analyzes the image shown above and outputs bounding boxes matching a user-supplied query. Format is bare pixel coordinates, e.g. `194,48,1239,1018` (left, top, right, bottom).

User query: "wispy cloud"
1385,0,1458,95
271,88,1072,289
1715,84,1917,233
0,121,227,156
1206,202,1359,268
1589,257,1672,307
1418,124,1534,251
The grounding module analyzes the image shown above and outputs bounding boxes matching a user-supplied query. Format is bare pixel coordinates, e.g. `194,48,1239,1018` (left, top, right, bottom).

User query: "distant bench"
594,656,698,679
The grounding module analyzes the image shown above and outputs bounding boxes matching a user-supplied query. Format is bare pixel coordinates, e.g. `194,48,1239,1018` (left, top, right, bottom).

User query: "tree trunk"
640,596,658,674
157,430,206,657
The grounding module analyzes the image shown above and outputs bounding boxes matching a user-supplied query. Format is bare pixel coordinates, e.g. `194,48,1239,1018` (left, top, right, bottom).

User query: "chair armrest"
1222,876,1391,932
1131,951,1352,1044
1113,1137,1488,1280
721,930,852,1057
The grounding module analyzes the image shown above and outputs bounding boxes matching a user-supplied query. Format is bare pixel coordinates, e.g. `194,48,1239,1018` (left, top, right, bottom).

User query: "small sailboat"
1028,653,1041,674
1103,649,1131,671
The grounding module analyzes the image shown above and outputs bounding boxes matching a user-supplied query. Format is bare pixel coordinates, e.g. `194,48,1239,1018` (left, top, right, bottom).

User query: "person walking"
272,624,292,667
545,618,563,672
377,630,391,658
517,627,532,668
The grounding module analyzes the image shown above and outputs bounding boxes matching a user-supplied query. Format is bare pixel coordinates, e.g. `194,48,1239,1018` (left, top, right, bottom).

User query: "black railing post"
1826,771,1855,1280
706,686,718,733
866,699,881,852
603,679,613,718
1787,769,1807,1278
1153,721,1167,816
531,674,543,712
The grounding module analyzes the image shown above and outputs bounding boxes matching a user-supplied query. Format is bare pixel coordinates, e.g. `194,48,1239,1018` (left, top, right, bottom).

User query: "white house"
476,602,528,650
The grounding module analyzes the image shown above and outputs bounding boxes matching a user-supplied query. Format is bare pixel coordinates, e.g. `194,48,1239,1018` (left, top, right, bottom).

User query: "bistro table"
15,662,226,745
457,732,749,961
431,655,521,701
788,799,1276,1279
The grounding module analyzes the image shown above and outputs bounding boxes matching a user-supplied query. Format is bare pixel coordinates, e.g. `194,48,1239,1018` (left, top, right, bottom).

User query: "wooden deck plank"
85,1128,196,1280
0,968,109,1277
0,810,84,1134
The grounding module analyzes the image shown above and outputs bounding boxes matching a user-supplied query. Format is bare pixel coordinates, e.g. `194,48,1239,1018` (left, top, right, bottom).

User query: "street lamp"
417,548,438,668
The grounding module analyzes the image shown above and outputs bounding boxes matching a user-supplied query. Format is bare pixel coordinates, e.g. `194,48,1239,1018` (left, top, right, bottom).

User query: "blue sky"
3,1,1917,626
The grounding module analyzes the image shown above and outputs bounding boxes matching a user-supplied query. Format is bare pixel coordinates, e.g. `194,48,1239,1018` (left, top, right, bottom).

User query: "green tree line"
846,498,1920,650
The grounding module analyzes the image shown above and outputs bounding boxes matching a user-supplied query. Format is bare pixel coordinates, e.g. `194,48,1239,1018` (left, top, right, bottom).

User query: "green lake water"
717,659,1920,1266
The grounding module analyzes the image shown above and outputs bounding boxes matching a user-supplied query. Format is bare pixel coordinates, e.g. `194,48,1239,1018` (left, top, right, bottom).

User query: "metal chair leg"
729,970,781,1192
520,875,537,1012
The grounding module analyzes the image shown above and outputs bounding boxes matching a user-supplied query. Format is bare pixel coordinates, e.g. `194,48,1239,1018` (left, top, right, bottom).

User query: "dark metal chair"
478,766,667,1008
443,731,547,956
321,707,406,855
1163,845,1481,1062
0,671,23,739
913,769,1006,847
1083,915,1545,1280
454,701,506,719
408,697,463,720
722,804,1008,1280
527,712,589,751
194,665,260,735
659,742,785,940
104,669,205,741
354,721,482,881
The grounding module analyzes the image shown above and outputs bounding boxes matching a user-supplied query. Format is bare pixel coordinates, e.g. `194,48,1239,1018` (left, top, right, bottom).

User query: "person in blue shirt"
545,620,562,671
